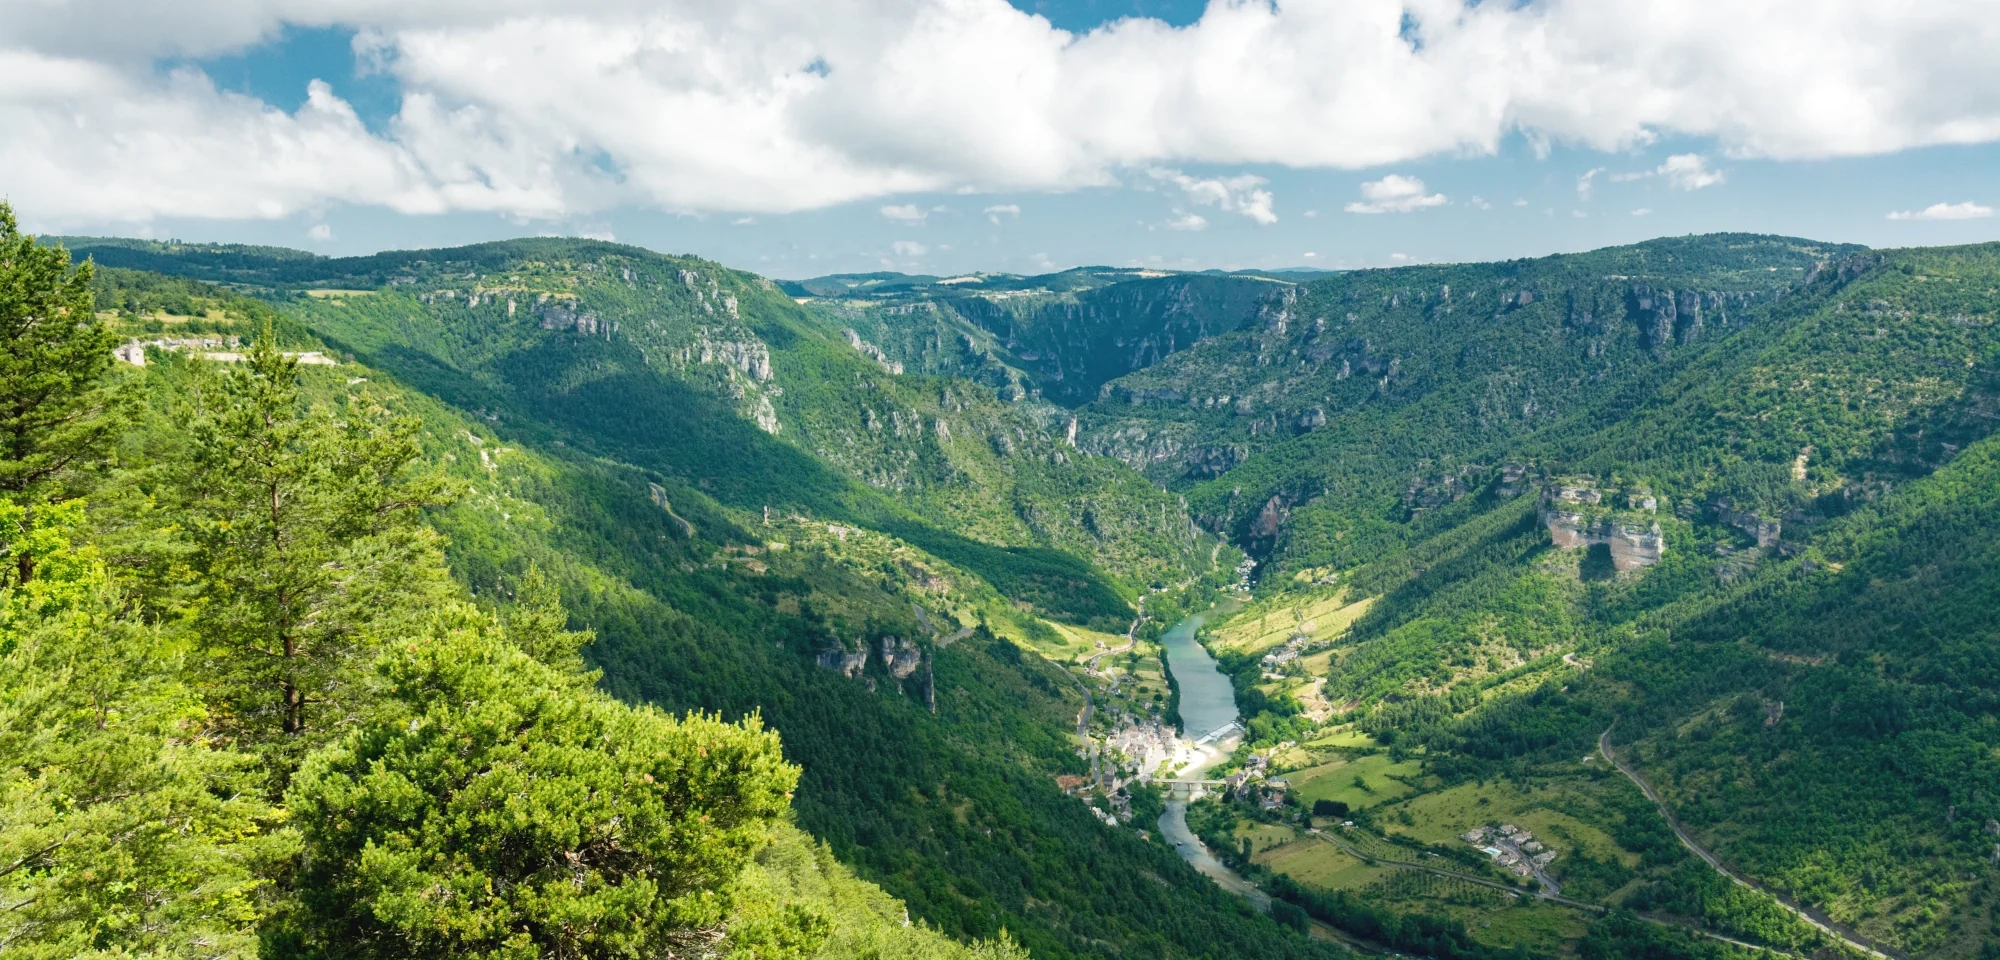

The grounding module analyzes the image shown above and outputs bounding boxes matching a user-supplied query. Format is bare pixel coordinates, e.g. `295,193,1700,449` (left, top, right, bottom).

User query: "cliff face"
948,274,1279,406
1540,484,1667,572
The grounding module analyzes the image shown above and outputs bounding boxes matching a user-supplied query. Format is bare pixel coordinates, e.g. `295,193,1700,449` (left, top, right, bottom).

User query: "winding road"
1598,729,1905,960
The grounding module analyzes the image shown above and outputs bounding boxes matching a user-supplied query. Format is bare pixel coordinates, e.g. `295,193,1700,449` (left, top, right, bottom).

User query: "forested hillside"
21,220,1334,960
32,217,2000,959
801,268,1282,406
1131,238,2000,958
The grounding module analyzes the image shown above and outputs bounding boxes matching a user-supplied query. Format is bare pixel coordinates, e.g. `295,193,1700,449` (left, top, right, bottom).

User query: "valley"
10,222,1998,960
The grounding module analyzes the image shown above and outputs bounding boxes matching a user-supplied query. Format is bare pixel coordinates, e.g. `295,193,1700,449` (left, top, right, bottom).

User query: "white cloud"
1149,168,1277,224
880,204,928,223
1632,207,1653,216
1387,253,1413,264
307,222,334,242
5,1,2000,224
1513,198,1529,207
891,240,927,256
1610,153,1723,190
1468,195,1492,210
982,203,1019,224
1576,167,1604,200
1163,211,1207,231
1658,153,1724,190
1302,251,1317,258
1345,174,1447,214
732,216,757,225
1887,200,1994,220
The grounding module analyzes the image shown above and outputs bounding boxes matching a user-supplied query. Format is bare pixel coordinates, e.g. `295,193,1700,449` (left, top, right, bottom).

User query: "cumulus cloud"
1632,207,1653,216
1886,201,1994,220
891,240,927,256
1468,195,1492,210
1163,211,1208,231
983,203,1019,223
1149,168,1277,225
880,203,928,223
1345,174,1447,214
307,222,334,241
4,0,2000,225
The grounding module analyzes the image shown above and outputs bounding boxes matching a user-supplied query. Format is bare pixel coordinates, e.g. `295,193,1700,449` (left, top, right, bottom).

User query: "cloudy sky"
4,0,1998,277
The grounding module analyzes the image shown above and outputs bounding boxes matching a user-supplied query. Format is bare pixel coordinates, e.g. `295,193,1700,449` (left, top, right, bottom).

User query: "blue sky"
7,0,1998,277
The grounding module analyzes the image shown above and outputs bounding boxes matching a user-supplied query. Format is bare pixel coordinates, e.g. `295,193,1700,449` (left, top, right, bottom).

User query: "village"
1463,823,1559,880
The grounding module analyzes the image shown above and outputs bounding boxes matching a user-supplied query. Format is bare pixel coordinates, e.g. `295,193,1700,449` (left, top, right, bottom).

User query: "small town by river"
1152,613,1270,907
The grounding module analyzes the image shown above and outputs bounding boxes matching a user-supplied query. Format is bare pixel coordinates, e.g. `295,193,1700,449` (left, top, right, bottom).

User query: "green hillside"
1139,239,2000,957
20,224,1331,960
27,216,2000,960
796,268,1283,405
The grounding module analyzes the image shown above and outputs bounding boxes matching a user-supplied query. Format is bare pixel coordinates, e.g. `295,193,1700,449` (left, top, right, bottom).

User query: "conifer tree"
0,500,273,959
0,202,121,585
176,333,455,769
283,604,799,960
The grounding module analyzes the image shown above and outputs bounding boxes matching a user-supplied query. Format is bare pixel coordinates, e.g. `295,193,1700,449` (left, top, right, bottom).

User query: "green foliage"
0,205,121,571
0,500,276,959
280,604,798,960
173,338,457,764
1578,911,1771,960
1266,872,1533,960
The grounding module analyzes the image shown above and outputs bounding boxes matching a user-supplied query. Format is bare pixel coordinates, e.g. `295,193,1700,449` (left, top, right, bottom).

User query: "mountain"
1117,237,2000,957
33,225,2000,960
793,266,1287,406
44,236,1326,960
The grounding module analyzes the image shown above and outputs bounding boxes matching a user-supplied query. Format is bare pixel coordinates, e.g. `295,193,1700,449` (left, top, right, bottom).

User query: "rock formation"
1540,484,1666,571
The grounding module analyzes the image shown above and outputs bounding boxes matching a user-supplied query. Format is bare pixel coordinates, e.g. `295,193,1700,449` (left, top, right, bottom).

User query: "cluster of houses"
1223,747,1295,813
114,337,339,367
1462,823,1556,878
1260,642,1303,676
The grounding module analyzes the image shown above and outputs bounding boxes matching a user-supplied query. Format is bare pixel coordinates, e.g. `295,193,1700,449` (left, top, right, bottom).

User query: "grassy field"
991,615,1131,667
1255,837,1389,890
1209,589,1375,655
1232,822,1302,856
1383,778,1639,870
1303,725,1378,750
1463,899,1591,953
1289,754,1422,810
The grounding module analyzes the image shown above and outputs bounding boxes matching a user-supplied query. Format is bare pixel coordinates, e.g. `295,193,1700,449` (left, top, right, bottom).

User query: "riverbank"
1155,612,1266,903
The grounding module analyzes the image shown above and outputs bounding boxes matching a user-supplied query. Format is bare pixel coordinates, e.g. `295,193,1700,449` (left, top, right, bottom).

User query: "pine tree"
175,333,456,771
0,202,122,585
0,500,274,958
283,604,799,960
504,563,597,681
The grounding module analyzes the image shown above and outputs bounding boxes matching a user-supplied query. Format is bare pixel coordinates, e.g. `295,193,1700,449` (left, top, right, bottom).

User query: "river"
1154,613,1270,907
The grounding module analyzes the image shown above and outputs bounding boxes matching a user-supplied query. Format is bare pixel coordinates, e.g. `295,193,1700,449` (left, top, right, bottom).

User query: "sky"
3,0,1998,278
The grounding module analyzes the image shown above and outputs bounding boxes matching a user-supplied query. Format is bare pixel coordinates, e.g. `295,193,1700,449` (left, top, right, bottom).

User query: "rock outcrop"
817,647,868,678
1540,484,1666,571
842,328,905,374
1712,500,1782,547
1183,444,1248,479
879,636,923,679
